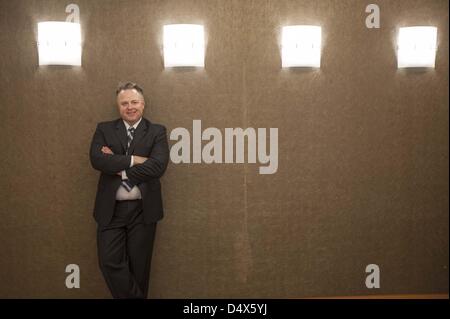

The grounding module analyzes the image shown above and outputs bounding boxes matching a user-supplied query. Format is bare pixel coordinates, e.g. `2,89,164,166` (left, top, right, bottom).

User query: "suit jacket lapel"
128,118,149,155
114,119,128,154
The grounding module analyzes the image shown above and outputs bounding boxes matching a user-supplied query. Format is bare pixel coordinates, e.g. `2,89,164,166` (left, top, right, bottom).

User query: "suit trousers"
97,199,157,299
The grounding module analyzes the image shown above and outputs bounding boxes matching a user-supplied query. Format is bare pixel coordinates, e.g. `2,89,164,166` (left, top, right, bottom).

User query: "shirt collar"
123,117,142,131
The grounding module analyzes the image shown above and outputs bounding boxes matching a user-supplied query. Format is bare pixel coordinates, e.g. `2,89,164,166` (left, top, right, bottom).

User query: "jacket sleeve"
89,123,132,175
125,125,170,183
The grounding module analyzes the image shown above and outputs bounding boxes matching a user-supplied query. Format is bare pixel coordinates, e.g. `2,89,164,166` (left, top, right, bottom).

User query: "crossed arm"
125,126,170,184
100,146,147,176
89,124,170,183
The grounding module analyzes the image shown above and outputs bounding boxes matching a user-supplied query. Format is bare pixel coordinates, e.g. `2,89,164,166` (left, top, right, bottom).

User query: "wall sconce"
37,21,82,66
281,25,322,68
163,24,205,67
397,26,438,68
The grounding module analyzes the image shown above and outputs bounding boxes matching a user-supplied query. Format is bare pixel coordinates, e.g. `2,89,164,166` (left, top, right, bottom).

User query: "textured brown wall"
0,0,448,298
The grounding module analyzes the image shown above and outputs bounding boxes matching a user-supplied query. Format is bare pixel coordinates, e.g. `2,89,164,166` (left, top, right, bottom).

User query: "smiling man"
89,82,169,298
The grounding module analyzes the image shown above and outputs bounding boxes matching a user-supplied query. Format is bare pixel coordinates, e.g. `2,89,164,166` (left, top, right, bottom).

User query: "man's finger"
101,146,114,154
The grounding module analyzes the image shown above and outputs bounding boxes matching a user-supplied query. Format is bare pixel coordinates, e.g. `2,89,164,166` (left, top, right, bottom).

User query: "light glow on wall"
281,25,322,68
163,24,205,68
37,21,82,66
397,26,438,68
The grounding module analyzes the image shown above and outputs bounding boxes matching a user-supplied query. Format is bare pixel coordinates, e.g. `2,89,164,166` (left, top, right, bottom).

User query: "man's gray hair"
116,82,144,98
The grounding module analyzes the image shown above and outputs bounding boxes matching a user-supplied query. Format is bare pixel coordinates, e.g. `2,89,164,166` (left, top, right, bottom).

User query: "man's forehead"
117,89,143,99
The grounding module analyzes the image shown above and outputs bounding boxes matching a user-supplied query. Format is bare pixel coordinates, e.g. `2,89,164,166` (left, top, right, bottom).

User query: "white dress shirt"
116,118,143,200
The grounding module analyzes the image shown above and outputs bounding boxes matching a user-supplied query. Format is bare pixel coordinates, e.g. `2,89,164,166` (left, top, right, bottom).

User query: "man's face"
117,89,145,125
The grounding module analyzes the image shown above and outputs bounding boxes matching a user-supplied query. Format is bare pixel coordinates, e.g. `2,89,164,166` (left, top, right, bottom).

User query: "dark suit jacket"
89,117,169,226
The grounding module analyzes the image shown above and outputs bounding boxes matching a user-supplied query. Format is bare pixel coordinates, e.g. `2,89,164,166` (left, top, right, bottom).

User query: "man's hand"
133,155,148,165
101,146,114,155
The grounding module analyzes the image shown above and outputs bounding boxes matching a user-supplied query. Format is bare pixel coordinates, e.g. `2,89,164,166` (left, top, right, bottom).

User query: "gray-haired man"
89,82,169,298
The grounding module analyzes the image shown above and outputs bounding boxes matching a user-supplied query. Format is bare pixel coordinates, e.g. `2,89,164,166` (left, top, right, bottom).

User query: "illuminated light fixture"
281,25,322,68
37,21,82,66
163,24,205,67
397,26,438,68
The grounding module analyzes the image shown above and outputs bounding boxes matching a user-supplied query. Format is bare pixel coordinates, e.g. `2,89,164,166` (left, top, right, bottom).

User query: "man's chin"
123,117,140,124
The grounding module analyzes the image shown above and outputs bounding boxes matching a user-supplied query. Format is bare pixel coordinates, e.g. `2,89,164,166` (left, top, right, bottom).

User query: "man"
89,82,169,299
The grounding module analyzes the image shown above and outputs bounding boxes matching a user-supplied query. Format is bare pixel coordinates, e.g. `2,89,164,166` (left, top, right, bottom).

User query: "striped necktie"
126,126,135,154
122,126,136,192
